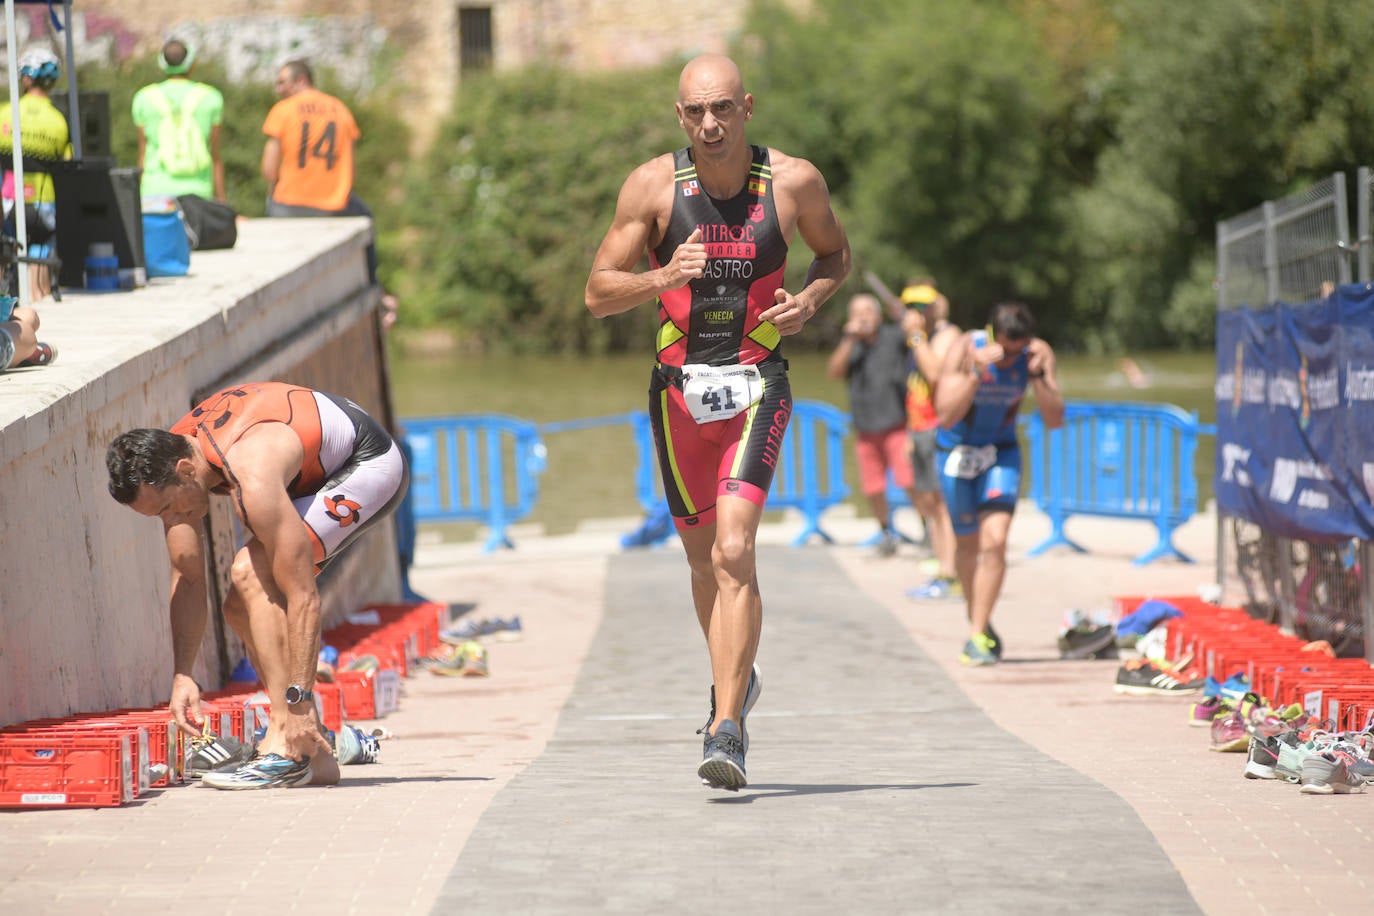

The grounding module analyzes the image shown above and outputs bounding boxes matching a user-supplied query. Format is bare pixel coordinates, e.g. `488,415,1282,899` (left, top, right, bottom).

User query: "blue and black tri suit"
936,353,1031,535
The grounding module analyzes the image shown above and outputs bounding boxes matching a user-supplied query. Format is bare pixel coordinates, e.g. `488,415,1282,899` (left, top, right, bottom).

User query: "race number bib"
943,444,998,480
681,363,763,424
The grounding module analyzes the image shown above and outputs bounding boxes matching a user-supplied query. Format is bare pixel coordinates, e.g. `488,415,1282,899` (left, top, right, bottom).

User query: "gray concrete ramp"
434,546,1199,914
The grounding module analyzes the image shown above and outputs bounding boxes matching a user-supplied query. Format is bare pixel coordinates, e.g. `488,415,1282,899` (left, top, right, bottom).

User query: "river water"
389,348,1217,540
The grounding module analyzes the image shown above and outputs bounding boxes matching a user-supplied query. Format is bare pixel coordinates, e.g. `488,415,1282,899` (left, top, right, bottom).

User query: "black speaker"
51,160,144,289
50,91,111,160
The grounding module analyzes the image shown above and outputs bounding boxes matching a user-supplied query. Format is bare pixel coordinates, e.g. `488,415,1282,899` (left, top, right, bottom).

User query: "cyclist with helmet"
0,47,71,302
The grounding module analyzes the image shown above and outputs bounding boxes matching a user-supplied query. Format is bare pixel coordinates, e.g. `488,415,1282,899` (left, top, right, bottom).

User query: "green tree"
746,0,1083,337
399,65,684,354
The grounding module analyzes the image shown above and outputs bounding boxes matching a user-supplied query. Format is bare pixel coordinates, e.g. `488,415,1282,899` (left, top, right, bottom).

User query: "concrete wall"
0,217,403,726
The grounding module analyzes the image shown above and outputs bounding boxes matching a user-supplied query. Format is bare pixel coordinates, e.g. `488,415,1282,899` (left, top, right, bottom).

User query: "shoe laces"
708,729,744,758
188,724,220,752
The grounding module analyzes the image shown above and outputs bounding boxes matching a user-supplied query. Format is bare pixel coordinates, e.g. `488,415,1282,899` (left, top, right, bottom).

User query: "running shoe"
905,577,961,600
185,730,254,777
439,618,486,645
697,719,747,791
984,623,1003,660
201,753,313,790
699,664,762,753
459,640,490,676
421,643,465,674
494,616,524,641
1209,710,1251,753
960,633,998,667
875,530,898,558
1243,734,1281,779
334,725,380,765
15,341,56,367
1299,751,1368,795
1113,659,1200,696
1188,695,1228,727
341,654,380,674
1276,740,1318,783
1202,672,1250,702
1058,624,1116,659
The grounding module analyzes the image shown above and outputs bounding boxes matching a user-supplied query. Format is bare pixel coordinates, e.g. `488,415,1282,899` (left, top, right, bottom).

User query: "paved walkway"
1,506,1369,914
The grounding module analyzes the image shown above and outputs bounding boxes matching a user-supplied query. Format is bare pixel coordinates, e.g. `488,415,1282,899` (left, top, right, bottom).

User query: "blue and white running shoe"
201,753,313,790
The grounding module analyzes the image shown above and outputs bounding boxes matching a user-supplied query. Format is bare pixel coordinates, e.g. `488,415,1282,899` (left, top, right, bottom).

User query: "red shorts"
648,363,792,531
854,424,914,496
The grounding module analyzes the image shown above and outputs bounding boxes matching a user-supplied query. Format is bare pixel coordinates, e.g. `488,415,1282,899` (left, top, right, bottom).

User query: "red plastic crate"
336,670,377,719
7,721,151,798
316,681,343,733
0,733,133,808
335,668,402,720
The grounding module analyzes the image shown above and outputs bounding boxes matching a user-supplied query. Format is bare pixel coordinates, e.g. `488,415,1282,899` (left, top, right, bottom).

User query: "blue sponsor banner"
1214,283,1374,541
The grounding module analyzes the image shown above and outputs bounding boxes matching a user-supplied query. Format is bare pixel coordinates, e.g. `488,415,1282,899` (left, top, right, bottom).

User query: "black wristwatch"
284,684,315,707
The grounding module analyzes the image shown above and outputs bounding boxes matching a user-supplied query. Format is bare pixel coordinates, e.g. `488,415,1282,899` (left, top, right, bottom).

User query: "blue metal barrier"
401,414,547,552
1022,400,1203,566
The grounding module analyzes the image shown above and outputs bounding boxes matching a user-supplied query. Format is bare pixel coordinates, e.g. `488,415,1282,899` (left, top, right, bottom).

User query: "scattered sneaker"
185,730,254,777
1058,624,1117,659
341,654,380,674
1202,672,1250,702
1210,711,1250,753
875,530,899,558
905,577,960,600
1113,659,1200,696
335,725,380,765
1243,734,1281,779
697,718,747,790
1299,751,1368,795
440,618,486,644
698,664,763,754
1188,695,1229,727
984,623,1003,660
201,753,312,790
420,643,465,675
459,640,489,677
493,616,524,642
960,632,999,667
15,341,56,367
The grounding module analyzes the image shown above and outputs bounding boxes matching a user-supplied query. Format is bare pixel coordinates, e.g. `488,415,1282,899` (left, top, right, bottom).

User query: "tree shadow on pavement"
707,781,974,804
339,774,495,787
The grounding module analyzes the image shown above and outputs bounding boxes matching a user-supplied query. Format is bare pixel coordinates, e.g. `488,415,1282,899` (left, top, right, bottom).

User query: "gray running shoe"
698,664,762,752
698,719,747,791
1299,752,1367,795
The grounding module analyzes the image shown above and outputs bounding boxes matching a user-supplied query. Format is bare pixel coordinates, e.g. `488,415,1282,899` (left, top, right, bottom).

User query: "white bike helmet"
18,48,61,87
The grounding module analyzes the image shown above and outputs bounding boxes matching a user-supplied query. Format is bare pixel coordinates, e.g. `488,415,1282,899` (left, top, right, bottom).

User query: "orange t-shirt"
262,88,360,211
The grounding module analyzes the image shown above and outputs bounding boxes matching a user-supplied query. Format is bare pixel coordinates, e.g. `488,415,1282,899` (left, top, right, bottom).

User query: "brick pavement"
0,506,1368,915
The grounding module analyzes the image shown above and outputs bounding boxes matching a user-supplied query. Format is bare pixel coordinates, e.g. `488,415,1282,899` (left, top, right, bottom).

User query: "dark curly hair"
106,429,193,504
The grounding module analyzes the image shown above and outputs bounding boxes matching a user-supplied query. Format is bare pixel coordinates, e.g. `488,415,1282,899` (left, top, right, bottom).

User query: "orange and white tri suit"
171,381,407,565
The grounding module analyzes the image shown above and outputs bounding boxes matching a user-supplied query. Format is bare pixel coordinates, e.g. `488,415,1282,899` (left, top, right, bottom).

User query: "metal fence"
1216,173,1351,310
1215,169,1373,663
